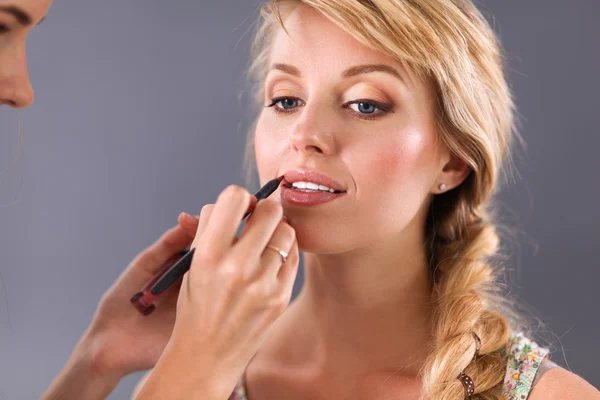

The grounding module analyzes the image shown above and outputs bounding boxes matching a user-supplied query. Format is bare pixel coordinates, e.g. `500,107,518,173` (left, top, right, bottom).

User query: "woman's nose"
0,46,34,108
289,104,335,156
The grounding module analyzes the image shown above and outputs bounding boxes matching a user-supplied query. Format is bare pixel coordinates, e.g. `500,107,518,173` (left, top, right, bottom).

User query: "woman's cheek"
354,132,432,216
253,123,277,183
390,130,433,181
366,136,424,185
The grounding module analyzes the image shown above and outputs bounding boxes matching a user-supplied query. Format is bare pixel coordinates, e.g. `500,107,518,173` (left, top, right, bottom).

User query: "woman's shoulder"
227,332,598,400
501,331,551,398
502,331,600,400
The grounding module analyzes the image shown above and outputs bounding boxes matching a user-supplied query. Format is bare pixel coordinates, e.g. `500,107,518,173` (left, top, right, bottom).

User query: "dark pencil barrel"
130,176,283,316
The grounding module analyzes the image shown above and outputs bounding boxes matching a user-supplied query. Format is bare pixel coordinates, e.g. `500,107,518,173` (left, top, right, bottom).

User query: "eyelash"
265,96,394,121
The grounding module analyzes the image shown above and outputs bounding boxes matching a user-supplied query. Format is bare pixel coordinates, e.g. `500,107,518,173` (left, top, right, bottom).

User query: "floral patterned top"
501,331,551,399
229,331,550,400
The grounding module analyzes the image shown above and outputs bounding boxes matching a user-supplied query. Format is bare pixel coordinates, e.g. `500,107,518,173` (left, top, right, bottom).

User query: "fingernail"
180,212,196,223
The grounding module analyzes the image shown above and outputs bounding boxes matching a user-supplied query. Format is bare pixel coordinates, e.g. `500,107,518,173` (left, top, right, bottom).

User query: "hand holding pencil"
42,177,297,400
133,183,299,399
130,175,286,315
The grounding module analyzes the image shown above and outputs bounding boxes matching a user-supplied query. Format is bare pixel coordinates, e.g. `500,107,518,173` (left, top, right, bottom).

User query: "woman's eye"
349,102,377,114
344,99,393,120
266,96,393,120
266,97,304,113
0,25,9,35
278,98,299,109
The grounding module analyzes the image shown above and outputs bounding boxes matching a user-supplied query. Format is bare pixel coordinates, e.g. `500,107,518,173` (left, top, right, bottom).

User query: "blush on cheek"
254,124,282,183
362,129,432,200
373,140,423,177
375,148,404,176
391,129,433,173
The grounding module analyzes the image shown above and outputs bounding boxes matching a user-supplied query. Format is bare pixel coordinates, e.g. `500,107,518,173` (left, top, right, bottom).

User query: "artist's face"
0,0,51,108
255,4,451,253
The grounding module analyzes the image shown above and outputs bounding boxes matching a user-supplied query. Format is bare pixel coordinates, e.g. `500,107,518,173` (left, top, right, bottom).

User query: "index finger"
192,186,256,261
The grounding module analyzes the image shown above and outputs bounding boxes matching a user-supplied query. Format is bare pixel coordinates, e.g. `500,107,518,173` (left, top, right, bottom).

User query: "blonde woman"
3,0,595,399
133,1,600,400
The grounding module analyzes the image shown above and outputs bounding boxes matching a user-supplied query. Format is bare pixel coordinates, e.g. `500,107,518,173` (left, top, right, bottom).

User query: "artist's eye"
0,24,9,35
343,99,394,120
265,96,305,114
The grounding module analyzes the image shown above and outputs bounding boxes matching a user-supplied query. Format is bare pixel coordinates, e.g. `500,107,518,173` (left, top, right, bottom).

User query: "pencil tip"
277,175,285,182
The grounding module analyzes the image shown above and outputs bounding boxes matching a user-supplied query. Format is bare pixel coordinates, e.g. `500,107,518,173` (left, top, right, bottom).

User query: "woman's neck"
289,224,436,378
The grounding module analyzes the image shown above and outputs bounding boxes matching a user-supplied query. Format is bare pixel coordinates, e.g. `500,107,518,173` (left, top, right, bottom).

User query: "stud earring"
439,183,447,191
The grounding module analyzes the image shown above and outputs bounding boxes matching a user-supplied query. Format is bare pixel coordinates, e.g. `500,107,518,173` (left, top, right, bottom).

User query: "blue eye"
266,96,393,120
266,96,305,114
344,99,394,120
278,98,299,110
349,102,377,114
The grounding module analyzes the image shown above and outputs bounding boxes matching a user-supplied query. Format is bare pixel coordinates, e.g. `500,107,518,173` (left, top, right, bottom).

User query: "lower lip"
281,186,347,206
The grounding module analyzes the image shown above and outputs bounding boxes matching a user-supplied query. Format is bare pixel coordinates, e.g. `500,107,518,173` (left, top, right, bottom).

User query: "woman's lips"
281,185,347,206
281,169,347,193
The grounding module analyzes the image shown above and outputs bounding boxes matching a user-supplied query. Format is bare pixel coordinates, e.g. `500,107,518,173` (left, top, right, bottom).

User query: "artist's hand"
135,185,299,399
79,214,205,378
42,214,208,400
72,194,258,379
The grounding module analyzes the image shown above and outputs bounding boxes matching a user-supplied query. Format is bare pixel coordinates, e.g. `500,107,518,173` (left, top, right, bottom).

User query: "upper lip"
281,169,347,192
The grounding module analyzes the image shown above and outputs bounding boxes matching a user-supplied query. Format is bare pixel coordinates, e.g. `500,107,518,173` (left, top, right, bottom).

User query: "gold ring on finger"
265,244,288,264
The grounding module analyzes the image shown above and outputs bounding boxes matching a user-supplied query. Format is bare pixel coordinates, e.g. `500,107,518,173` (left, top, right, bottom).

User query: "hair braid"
420,188,511,399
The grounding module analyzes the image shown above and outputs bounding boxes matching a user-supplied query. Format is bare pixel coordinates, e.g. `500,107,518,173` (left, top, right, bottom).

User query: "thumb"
124,224,195,288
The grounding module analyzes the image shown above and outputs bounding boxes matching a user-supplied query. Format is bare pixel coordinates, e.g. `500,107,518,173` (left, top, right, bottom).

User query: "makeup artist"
2,1,298,400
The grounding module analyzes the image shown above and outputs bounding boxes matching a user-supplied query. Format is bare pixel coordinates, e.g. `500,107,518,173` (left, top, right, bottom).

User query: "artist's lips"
280,169,347,206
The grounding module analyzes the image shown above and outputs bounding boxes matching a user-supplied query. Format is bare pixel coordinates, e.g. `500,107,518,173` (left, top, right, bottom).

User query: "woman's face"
255,4,450,254
0,0,51,107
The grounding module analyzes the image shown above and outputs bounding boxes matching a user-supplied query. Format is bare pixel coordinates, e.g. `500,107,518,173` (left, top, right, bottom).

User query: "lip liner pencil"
130,175,284,316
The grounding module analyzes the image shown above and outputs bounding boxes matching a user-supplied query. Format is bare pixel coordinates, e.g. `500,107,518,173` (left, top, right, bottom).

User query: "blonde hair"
242,1,531,398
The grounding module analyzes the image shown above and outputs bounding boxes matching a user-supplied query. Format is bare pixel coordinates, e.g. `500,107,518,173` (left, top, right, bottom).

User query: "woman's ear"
433,152,471,194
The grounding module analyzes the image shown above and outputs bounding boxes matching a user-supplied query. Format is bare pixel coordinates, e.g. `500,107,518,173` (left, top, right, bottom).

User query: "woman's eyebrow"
342,64,405,84
269,63,405,84
0,5,44,26
270,63,301,77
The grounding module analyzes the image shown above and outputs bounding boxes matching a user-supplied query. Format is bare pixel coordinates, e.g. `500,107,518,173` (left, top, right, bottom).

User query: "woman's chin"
295,230,357,255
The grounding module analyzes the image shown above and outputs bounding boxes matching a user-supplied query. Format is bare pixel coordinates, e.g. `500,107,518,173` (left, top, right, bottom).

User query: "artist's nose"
0,43,35,108
289,102,335,157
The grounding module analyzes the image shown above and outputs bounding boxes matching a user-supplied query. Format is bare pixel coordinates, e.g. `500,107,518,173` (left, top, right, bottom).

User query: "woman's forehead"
268,3,412,86
270,4,401,75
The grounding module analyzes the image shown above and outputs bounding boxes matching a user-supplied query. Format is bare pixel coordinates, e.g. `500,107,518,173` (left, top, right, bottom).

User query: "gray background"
0,0,598,398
